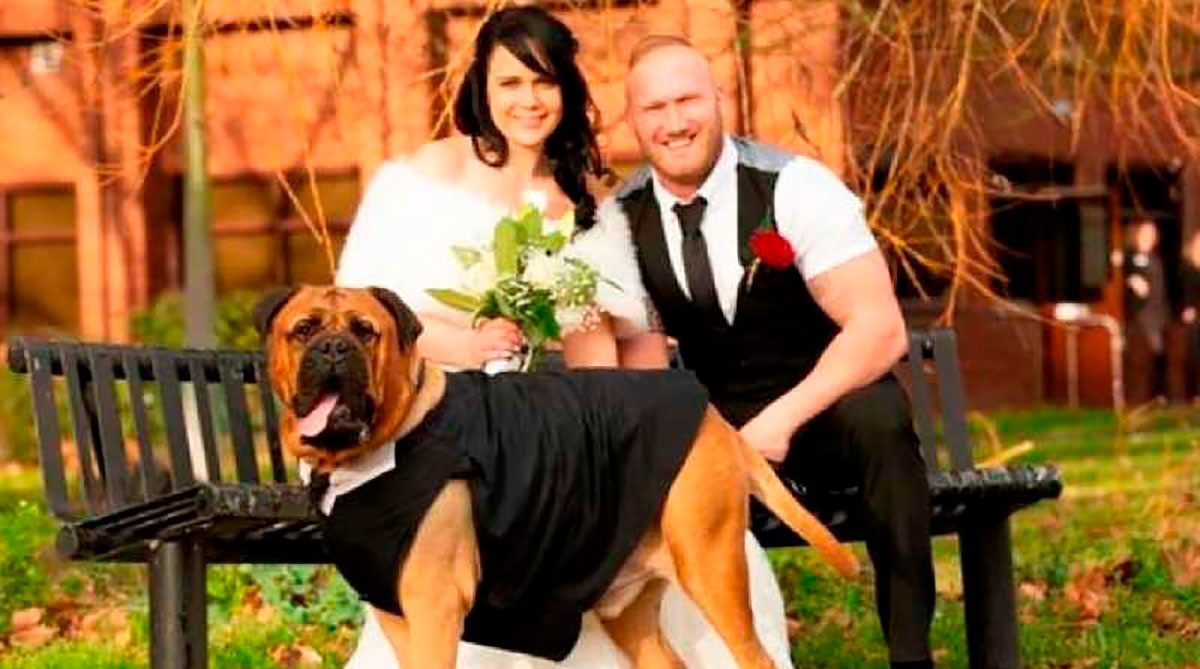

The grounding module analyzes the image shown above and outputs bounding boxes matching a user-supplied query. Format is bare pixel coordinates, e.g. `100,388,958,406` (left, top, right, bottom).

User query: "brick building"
1,1,1196,407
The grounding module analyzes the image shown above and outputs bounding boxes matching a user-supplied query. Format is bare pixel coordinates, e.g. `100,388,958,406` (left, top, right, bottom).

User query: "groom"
601,36,936,668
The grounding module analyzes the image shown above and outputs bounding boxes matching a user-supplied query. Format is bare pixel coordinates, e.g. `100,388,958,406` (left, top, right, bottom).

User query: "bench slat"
187,359,222,482
27,348,72,518
151,352,196,488
220,354,260,484
88,351,133,509
255,358,288,484
60,346,104,514
932,330,975,470
907,333,940,473
123,351,160,500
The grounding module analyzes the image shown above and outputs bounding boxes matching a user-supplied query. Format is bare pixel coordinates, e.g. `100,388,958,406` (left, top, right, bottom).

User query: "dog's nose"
316,336,351,356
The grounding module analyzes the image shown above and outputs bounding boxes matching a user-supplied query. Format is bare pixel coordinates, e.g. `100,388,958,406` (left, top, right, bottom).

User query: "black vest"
619,138,839,427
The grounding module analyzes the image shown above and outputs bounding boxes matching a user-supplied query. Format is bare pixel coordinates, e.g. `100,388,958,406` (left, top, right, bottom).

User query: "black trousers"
756,376,936,664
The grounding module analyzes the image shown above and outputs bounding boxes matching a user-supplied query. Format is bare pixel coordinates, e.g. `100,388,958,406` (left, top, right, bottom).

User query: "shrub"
0,502,56,635
130,291,261,351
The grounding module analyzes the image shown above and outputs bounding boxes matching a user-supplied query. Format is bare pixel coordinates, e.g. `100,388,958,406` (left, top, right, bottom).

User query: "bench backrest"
904,328,974,473
6,338,288,520
6,327,974,522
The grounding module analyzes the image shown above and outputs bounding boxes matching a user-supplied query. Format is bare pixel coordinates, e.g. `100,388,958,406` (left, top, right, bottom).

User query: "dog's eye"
350,319,378,343
291,318,318,340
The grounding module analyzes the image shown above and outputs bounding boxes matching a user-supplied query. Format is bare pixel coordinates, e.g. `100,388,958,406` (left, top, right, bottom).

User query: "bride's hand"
471,318,524,366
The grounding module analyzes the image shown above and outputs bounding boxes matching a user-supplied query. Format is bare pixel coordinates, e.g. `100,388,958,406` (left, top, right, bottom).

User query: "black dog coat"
318,368,709,660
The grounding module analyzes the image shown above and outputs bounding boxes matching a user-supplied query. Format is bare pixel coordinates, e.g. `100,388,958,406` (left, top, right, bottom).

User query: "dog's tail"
743,439,859,578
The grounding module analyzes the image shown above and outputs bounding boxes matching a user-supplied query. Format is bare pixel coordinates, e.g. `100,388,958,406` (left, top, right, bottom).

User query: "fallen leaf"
293,645,322,666
1166,544,1200,587
255,604,277,625
9,608,43,632
74,607,132,647
1019,581,1048,602
270,643,323,668
1064,567,1108,623
1149,598,1200,640
1151,599,1181,632
9,624,55,649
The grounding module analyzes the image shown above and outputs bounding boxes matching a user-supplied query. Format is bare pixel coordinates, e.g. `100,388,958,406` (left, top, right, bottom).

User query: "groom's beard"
647,121,723,189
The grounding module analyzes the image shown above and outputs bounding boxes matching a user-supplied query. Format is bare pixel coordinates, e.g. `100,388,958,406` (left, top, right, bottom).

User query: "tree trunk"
182,0,215,349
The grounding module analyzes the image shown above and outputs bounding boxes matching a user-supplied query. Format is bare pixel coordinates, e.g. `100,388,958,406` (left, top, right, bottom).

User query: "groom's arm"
739,158,907,462
740,249,907,462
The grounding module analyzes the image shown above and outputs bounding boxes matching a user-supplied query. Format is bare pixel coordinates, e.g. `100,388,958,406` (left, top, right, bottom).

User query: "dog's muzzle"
293,332,376,451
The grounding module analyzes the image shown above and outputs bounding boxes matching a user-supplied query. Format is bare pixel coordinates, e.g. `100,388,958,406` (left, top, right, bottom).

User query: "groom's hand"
739,404,796,464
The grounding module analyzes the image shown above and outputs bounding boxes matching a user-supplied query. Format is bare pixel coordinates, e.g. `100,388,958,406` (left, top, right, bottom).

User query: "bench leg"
959,514,1020,669
149,541,207,669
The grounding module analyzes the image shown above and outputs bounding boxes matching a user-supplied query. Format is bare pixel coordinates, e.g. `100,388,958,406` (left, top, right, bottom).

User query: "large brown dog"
257,285,857,668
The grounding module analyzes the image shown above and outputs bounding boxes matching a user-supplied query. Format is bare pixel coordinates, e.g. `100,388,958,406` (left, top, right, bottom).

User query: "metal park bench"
6,328,1060,669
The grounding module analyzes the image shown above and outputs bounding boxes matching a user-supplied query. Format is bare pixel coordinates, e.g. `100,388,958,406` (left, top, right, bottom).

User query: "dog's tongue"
298,394,338,437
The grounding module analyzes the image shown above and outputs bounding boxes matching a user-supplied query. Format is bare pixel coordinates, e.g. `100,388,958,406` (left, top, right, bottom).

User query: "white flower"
523,251,566,289
462,256,498,295
556,305,588,332
521,189,549,213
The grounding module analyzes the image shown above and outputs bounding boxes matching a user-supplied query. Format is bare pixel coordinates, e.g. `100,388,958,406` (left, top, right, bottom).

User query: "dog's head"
255,286,423,471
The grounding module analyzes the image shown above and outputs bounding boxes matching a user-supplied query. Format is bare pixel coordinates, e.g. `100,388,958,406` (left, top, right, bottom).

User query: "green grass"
773,406,1200,668
0,407,1198,667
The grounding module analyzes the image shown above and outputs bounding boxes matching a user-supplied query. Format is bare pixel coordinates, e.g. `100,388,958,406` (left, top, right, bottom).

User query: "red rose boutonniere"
746,226,795,288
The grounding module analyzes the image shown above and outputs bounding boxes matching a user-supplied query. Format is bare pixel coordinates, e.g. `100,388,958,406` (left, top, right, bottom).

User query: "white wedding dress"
333,161,794,668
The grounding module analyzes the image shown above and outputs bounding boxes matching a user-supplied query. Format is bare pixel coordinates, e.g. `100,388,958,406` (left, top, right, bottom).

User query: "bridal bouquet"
427,201,604,372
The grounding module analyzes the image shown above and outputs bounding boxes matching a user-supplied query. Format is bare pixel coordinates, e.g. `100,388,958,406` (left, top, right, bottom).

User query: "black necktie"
672,197,723,321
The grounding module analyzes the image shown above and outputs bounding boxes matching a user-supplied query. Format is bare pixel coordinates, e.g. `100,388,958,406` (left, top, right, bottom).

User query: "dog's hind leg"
662,411,777,668
600,579,682,669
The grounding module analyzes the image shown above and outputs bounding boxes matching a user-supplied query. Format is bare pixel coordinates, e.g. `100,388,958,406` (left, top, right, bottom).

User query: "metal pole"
149,541,207,669
1065,325,1079,409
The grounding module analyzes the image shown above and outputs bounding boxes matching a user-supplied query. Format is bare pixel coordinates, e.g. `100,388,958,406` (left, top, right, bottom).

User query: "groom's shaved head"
627,34,695,69
625,36,724,199
626,36,716,90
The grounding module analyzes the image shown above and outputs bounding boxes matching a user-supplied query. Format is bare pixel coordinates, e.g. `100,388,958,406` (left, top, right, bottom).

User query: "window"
205,171,359,294
1,187,79,334
987,156,1108,304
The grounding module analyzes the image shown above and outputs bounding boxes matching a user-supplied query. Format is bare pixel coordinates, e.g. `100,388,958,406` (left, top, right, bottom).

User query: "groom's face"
626,46,724,193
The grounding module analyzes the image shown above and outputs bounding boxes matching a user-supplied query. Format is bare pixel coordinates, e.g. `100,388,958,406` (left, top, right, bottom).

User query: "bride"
333,7,793,668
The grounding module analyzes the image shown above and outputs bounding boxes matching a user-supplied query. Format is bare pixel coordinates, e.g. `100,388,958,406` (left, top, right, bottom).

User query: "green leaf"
473,291,503,321
493,220,524,275
525,300,561,341
518,206,543,239
425,288,480,312
450,245,482,267
540,231,567,253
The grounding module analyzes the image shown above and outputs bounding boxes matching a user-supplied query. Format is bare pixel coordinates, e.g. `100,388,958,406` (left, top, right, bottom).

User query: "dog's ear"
253,286,300,340
368,287,423,350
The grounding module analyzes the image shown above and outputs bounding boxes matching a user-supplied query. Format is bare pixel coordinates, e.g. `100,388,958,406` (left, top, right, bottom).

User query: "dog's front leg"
395,480,479,668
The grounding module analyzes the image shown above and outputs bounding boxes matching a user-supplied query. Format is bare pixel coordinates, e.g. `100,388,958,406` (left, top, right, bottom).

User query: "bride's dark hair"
454,6,605,230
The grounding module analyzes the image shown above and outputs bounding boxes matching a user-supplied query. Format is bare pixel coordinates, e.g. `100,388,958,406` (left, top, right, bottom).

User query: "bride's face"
486,45,564,152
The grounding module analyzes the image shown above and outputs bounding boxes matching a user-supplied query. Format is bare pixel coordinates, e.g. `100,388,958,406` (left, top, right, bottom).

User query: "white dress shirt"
650,136,878,324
